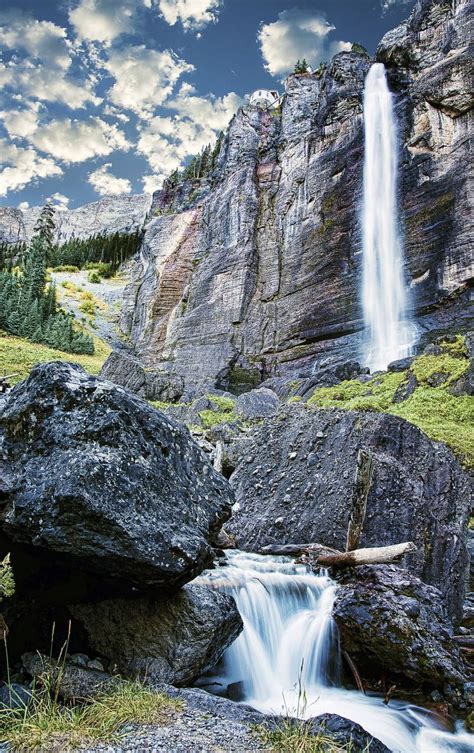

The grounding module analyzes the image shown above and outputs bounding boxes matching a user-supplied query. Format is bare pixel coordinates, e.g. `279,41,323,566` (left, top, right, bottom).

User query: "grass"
0,679,183,751
199,395,237,428
307,337,473,467
0,330,111,384
257,720,367,752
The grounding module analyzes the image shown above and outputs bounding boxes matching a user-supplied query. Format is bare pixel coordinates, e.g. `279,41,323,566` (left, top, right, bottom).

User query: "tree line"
163,131,224,190
0,204,95,355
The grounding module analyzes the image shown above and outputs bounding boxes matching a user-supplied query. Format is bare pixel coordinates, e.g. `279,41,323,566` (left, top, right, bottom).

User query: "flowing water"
361,63,417,372
196,551,473,753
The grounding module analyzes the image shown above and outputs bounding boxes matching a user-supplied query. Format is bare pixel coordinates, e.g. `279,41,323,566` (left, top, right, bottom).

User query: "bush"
51,265,80,273
87,270,101,284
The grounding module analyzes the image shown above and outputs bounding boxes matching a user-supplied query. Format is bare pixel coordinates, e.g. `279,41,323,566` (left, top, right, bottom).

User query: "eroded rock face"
0,362,233,588
332,565,465,692
70,585,243,686
113,0,471,397
0,194,150,245
226,405,471,621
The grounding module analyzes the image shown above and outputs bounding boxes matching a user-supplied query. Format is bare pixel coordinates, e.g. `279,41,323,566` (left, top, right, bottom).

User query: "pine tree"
34,203,56,249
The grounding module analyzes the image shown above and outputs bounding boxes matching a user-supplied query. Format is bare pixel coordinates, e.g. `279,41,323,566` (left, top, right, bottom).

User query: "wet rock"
227,405,471,621
387,356,416,372
450,332,474,397
393,371,418,403
311,714,390,753
236,388,279,419
332,565,465,691
0,362,233,589
22,653,117,701
0,683,32,710
70,585,243,687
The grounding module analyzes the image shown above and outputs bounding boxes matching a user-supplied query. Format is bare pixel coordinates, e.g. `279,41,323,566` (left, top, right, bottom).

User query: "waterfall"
196,551,473,753
361,63,417,372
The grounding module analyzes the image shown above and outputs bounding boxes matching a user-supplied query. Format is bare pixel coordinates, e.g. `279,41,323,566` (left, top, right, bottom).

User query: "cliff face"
0,194,151,244
119,0,471,397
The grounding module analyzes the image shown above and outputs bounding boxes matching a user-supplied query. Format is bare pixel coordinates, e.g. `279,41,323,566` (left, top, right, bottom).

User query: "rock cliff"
0,194,150,244
115,0,472,398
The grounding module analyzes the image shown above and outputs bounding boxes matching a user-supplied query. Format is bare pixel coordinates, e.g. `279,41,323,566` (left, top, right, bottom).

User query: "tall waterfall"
361,63,416,372
196,551,473,753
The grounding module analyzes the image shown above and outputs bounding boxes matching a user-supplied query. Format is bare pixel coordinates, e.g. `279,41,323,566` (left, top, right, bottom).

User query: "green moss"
307,337,473,467
199,408,238,429
207,394,236,411
150,400,173,411
288,395,302,404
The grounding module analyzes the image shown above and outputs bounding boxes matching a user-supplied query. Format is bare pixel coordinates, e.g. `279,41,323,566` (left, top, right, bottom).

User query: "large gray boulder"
333,565,465,694
70,585,243,686
236,387,279,419
227,405,471,621
0,362,233,588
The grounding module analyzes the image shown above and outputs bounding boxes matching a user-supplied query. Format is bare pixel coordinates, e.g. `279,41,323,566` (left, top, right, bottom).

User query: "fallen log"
259,541,416,568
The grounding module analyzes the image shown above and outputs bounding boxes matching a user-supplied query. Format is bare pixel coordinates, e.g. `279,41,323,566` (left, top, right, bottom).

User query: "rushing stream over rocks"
196,552,473,753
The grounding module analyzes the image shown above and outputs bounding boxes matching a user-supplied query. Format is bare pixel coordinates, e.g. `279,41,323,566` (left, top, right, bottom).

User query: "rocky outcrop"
333,565,465,694
107,0,472,397
0,194,150,245
226,405,471,621
0,361,233,588
70,585,243,686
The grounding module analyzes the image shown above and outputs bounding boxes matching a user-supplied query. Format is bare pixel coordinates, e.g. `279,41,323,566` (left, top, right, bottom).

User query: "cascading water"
361,63,417,372
196,551,473,753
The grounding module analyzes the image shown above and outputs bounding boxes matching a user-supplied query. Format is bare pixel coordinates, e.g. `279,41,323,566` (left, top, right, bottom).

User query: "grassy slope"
307,336,474,467
0,330,111,384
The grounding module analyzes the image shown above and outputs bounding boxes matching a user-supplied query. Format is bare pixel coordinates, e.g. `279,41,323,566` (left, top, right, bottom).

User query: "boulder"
0,362,233,589
311,714,390,753
227,405,471,621
332,565,465,693
70,585,243,686
99,351,184,401
387,356,416,372
0,683,32,710
22,653,118,701
236,388,279,420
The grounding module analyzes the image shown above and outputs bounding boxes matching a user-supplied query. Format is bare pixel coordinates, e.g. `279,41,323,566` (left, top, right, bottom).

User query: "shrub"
87,270,101,284
51,265,80,273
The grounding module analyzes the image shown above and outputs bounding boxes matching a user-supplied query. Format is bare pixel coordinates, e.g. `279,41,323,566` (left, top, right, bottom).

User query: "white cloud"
105,45,194,116
29,117,131,163
158,0,222,31
137,85,240,180
48,192,70,210
142,174,161,193
258,8,350,78
69,0,150,45
18,201,30,210
0,10,100,109
88,163,132,195
381,0,411,11
0,103,41,139
0,140,63,196
0,10,71,70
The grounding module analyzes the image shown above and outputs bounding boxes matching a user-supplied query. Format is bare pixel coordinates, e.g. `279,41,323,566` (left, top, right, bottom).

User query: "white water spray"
361,63,417,372
197,551,473,753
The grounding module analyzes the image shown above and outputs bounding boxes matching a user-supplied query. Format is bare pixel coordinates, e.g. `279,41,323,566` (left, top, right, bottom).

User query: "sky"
0,0,415,210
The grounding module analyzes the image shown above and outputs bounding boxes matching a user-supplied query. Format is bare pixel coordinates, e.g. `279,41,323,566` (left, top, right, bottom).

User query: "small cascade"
197,551,473,753
361,63,417,372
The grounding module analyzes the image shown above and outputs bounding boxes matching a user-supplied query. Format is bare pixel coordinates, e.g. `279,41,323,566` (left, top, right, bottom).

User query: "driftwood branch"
259,541,416,568
346,449,374,551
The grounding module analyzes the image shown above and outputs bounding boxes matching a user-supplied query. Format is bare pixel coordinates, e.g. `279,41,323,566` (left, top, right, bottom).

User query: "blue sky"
0,0,415,209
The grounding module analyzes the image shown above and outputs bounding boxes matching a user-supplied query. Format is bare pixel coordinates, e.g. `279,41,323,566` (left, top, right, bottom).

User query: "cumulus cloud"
258,8,350,78
380,0,411,10
0,10,100,109
48,192,70,210
69,0,151,44
105,45,194,116
88,163,132,195
18,201,30,210
29,117,131,163
0,104,41,139
137,85,241,182
0,10,71,70
141,174,161,193
0,140,63,196
158,0,222,31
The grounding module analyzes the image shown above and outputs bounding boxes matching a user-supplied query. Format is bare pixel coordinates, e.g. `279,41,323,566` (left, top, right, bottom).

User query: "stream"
196,551,473,753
